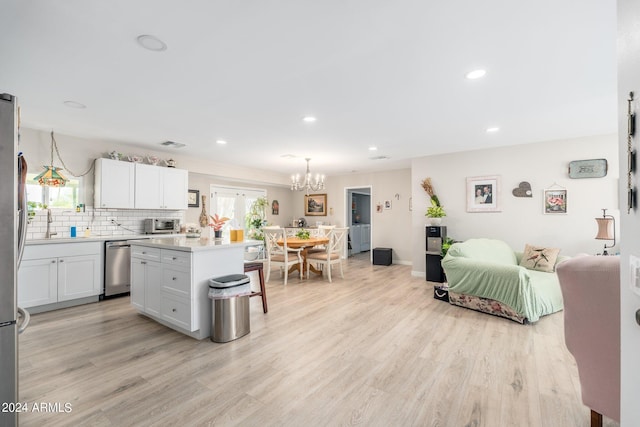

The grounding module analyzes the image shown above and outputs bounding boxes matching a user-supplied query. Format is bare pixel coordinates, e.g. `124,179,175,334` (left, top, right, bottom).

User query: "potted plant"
245,197,268,241
441,237,455,257
422,178,446,225
209,214,230,239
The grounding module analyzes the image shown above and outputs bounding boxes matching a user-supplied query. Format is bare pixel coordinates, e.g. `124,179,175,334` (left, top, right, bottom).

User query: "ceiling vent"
161,141,186,148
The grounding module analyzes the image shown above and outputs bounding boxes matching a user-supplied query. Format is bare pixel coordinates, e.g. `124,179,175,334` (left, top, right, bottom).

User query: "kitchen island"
129,237,263,340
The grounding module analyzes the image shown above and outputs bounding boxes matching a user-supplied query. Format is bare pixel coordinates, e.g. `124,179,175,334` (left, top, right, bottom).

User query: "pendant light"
34,131,68,187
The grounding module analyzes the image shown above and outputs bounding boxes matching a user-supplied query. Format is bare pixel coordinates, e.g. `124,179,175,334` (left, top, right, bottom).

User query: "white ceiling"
1,1,617,178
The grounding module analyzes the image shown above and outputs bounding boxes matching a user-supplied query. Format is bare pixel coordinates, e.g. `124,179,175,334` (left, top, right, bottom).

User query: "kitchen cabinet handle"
172,257,177,260
172,308,176,312
141,261,146,265
172,277,177,280
51,260,56,263
59,259,64,263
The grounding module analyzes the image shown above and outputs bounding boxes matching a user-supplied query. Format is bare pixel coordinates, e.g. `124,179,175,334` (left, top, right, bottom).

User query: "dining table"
277,236,330,277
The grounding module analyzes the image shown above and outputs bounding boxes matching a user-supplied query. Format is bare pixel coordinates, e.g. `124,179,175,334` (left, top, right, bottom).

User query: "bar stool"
244,262,268,313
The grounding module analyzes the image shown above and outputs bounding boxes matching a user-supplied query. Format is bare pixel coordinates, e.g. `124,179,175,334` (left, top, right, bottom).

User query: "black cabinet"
425,226,447,283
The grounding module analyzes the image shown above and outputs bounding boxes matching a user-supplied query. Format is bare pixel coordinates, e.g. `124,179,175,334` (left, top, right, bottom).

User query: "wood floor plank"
17,253,619,426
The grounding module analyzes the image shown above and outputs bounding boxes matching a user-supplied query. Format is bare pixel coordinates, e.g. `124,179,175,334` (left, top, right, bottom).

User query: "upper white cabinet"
94,158,135,209
134,163,188,210
94,158,188,210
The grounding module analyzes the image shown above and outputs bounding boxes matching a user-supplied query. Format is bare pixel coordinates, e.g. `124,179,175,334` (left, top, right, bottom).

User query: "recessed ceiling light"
302,116,317,123
136,34,168,52
465,69,486,80
63,100,86,109
486,127,500,133
369,155,390,161
368,146,378,151
216,140,227,145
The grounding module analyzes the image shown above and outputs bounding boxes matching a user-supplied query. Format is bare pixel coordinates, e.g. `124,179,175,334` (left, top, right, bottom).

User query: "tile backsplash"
26,207,185,240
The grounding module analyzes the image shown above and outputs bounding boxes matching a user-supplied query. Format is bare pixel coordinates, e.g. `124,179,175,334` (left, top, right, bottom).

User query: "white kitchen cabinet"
361,224,371,252
134,163,188,210
57,254,102,301
131,247,162,315
18,242,102,311
162,167,189,209
18,258,58,307
94,158,135,209
130,240,247,340
131,247,193,329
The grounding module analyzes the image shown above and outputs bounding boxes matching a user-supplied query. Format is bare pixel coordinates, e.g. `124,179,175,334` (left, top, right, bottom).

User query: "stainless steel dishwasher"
104,240,131,297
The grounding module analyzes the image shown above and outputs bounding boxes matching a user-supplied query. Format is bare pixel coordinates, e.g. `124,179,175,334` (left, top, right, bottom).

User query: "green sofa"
441,238,567,323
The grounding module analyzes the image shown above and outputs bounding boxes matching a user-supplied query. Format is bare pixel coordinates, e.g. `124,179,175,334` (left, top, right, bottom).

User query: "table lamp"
595,208,616,255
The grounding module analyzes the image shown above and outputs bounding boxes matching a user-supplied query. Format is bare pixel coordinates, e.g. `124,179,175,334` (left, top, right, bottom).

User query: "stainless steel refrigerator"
0,93,30,427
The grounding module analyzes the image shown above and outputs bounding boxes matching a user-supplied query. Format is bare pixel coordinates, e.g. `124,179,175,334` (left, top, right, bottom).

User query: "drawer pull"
141,261,147,265
51,260,56,263
59,259,64,263
172,277,177,281
172,308,176,312
172,257,177,260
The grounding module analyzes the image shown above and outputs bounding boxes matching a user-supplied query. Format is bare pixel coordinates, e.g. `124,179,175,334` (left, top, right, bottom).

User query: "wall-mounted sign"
568,159,607,179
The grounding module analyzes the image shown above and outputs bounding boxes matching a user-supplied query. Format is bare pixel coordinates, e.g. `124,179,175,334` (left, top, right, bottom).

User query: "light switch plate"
630,255,640,296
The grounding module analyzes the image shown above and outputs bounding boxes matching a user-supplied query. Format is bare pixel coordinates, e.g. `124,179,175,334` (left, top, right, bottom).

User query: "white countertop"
129,236,264,252
26,233,180,246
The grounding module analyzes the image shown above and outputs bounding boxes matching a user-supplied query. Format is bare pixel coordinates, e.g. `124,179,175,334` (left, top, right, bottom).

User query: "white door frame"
344,185,373,263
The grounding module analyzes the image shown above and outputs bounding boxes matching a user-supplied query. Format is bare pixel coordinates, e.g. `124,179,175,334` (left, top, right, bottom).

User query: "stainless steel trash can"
209,274,251,343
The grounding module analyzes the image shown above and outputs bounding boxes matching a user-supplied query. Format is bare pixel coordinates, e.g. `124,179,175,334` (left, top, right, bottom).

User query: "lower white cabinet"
18,242,102,309
131,246,194,331
131,255,162,316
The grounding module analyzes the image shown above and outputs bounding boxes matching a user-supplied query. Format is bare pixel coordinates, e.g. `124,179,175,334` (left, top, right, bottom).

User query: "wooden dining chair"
307,225,335,255
306,227,348,282
263,226,303,285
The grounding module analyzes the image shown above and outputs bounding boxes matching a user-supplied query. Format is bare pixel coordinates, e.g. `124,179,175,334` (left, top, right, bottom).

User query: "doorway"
345,186,372,262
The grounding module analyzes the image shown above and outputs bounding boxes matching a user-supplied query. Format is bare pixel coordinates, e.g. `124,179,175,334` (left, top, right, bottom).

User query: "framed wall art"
544,188,567,214
304,193,327,216
466,175,502,212
188,189,200,207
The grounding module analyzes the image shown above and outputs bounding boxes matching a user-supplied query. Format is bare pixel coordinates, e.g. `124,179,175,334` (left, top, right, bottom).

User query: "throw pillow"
519,244,561,272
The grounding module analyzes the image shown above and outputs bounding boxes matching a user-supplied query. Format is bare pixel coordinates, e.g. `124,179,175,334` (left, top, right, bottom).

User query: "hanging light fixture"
595,208,616,255
34,131,68,187
290,158,325,194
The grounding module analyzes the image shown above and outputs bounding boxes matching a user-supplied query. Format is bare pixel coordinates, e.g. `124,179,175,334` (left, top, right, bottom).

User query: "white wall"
19,127,295,237
618,1,640,423
18,127,292,207
411,134,619,274
298,169,413,264
185,172,293,228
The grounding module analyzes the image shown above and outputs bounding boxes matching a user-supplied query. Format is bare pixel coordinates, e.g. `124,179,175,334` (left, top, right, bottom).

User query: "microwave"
144,218,179,234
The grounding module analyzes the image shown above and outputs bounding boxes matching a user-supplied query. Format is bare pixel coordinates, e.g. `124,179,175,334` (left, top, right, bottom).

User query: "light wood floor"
18,253,618,427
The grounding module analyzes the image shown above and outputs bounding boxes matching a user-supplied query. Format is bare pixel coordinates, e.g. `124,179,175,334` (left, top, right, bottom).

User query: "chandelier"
291,158,325,194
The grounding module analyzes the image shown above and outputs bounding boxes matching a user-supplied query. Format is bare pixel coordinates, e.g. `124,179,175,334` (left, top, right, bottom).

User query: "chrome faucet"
45,209,57,238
